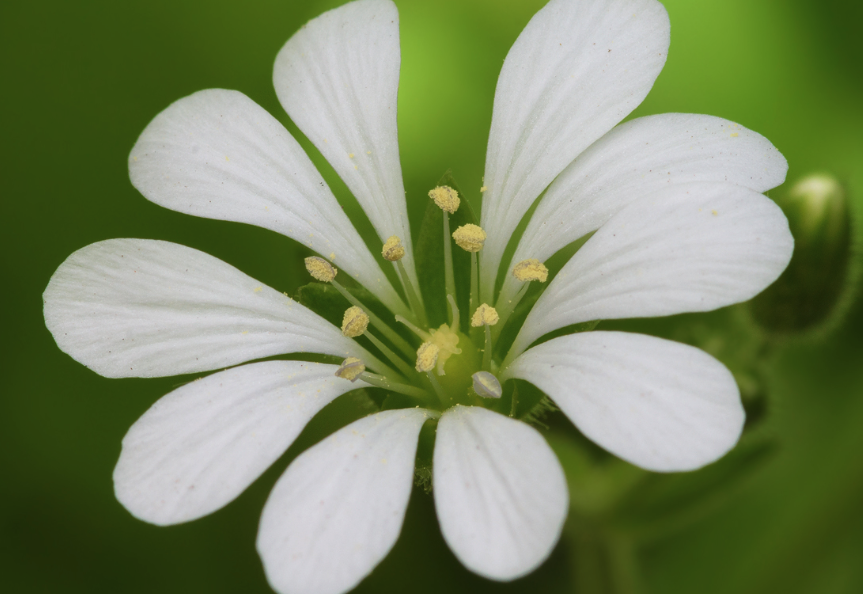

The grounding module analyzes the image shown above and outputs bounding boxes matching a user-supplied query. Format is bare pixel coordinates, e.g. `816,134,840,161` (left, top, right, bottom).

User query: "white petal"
43,239,381,378
273,0,419,292
503,332,745,471
257,408,430,594
479,0,670,301
433,405,568,581
497,114,788,307
508,182,793,359
114,361,365,525
128,89,408,316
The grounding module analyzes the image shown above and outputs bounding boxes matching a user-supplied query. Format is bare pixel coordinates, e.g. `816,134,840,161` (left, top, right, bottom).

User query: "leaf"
414,170,478,331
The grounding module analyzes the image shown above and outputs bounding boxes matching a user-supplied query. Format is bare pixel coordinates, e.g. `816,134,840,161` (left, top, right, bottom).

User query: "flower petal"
503,332,745,471
273,0,419,291
508,182,793,359
43,239,381,378
433,405,568,581
257,408,430,594
114,361,364,525
128,89,408,317
479,0,670,301
497,114,788,307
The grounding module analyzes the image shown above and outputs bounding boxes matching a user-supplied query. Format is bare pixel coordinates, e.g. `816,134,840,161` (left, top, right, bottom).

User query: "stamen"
334,357,365,382
383,235,428,327
428,186,460,214
470,303,499,327
429,186,459,317
470,252,479,314
341,306,416,379
512,258,549,283
330,280,415,359
341,306,369,338
415,342,440,373
472,371,502,399
452,224,486,253
381,236,405,262
471,304,499,371
395,315,432,341
304,256,337,282
426,371,447,405
359,371,433,402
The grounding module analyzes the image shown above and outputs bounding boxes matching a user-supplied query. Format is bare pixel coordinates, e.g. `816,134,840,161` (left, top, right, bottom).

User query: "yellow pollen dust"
335,357,365,382
341,306,369,338
471,303,499,327
428,185,460,214
452,224,487,253
381,235,405,262
305,256,337,282
415,342,440,373
512,258,549,283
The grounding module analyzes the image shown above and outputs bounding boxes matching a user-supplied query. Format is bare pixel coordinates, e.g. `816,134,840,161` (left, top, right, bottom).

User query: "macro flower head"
43,0,793,593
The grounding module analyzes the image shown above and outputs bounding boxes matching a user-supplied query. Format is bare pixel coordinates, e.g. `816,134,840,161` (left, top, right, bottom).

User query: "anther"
452,224,487,253
381,235,405,262
335,357,365,382
428,185,460,214
472,371,502,399
341,306,369,338
471,303,499,327
305,256,337,282
415,342,440,373
512,258,549,283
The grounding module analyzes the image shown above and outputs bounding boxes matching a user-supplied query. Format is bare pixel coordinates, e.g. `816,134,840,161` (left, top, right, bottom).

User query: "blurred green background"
2,0,862,592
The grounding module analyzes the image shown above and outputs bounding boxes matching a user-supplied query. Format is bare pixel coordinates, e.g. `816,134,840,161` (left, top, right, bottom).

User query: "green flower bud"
750,174,852,334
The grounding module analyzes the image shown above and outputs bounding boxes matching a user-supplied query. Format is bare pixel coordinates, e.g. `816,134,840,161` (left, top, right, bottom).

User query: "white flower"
42,0,793,593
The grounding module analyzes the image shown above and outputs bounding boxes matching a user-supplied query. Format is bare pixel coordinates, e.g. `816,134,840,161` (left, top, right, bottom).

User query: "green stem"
364,330,417,380
492,282,530,343
447,294,460,332
360,372,433,403
331,280,416,359
443,211,456,322
396,259,428,328
482,324,492,371
426,372,447,407
470,252,479,313
510,382,519,417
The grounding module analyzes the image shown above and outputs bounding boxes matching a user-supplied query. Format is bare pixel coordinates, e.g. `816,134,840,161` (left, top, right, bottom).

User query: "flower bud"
750,174,852,334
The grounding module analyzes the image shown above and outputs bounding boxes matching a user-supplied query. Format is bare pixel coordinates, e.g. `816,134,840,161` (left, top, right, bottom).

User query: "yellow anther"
415,342,440,373
335,357,365,382
452,224,487,253
341,306,369,338
428,185,460,214
512,258,549,283
471,303,499,327
305,256,337,282
472,371,502,399
381,235,405,262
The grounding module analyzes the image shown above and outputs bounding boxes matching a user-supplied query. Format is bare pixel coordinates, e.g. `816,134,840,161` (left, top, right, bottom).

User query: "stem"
331,280,415,359
364,331,417,380
395,315,432,341
396,260,428,327
442,211,456,321
482,324,492,371
470,252,479,314
361,372,433,403
510,382,519,417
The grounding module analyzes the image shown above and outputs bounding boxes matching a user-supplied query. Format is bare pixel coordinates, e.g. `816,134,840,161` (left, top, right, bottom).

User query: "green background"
2,0,862,592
